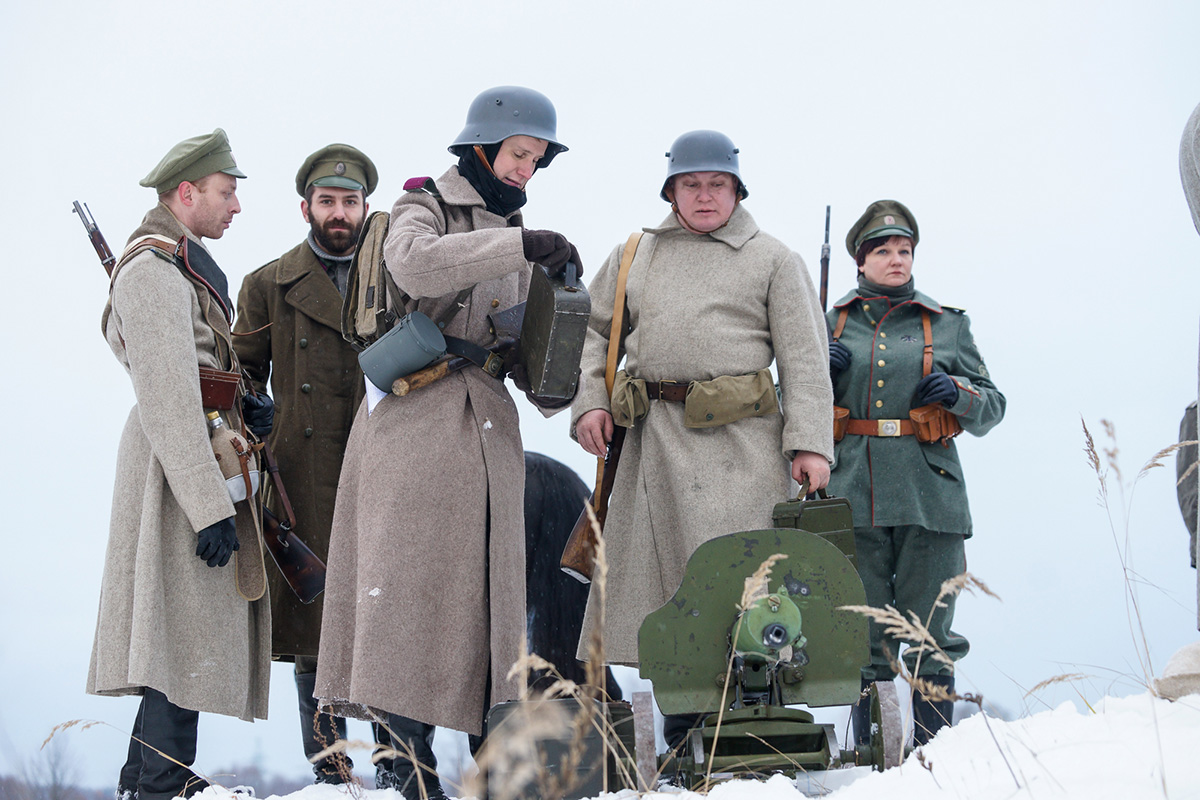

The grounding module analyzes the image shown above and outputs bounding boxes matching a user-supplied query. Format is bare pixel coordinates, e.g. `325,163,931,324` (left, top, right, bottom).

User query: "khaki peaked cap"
296,144,378,197
845,199,920,258
140,128,246,193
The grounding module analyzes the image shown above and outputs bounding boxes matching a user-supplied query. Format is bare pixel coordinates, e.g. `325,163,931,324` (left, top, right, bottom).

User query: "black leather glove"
510,363,573,410
241,392,274,438
196,517,239,568
522,229,569,267
913,372,959,408
829,341,851,379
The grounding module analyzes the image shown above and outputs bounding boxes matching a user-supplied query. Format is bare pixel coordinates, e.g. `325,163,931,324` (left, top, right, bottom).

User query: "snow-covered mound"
195,691,1200,800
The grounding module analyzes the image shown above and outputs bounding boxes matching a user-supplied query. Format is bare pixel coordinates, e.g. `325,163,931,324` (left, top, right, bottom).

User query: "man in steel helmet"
572,129,834,750
315,86,581,800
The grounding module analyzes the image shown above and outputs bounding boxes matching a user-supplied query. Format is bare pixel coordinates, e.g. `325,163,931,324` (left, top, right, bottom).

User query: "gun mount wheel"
870,680,904,771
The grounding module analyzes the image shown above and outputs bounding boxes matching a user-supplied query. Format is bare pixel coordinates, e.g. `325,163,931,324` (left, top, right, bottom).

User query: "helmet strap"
473,145,497,177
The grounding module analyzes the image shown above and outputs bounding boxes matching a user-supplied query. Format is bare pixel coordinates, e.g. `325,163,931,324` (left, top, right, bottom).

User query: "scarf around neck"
457,145,527,217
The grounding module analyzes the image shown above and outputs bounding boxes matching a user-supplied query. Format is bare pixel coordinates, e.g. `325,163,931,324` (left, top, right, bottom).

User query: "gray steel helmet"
448,85,567,168
660,130,748,201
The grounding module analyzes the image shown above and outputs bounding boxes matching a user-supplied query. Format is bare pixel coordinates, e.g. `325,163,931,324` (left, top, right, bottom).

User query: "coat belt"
844,418,916,437
644,380,689,403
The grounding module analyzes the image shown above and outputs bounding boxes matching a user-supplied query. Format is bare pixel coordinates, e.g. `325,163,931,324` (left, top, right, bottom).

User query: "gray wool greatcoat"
88,203,272,721
316,167,534,736
569,206,834,665
233,242,366,658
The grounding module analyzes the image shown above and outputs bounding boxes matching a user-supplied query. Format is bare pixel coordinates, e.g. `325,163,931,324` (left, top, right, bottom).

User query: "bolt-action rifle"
820,205,831,312
71,200,326,601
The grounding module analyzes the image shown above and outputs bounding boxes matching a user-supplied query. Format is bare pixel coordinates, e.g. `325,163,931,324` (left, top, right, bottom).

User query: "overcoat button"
491,299,500,308
875,400,883,408
299,338,308,348
877,380,885,387
879,344,886,350
877,360,885,367
302,383,312,393
754,403,760,411
304,427,314,437
706,413,714,421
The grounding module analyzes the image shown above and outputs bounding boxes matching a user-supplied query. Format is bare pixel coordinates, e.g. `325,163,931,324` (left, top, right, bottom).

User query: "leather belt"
645,380,689,403
844,418,915,437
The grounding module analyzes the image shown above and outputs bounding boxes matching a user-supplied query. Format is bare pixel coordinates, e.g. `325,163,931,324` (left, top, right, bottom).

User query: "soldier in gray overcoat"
827,200,1005,746
88,129,272,800
232,144,375,783
315,87,580,800
572,130,834,748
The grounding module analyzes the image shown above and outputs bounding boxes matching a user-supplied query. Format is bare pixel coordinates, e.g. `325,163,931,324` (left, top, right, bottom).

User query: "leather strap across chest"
833,304,933,377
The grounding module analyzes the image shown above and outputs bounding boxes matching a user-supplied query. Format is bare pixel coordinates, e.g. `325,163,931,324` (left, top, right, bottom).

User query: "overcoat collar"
643,203,759,249
435,166,524,228
275,240,345,332
832,285,943,314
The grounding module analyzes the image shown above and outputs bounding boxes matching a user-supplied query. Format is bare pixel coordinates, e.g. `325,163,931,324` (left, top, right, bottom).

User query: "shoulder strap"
832,308,849,341
605,232,644,398
921,310,933,377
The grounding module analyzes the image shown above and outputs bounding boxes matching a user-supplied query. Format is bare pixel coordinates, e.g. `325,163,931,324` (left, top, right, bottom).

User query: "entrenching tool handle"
392,358,456,396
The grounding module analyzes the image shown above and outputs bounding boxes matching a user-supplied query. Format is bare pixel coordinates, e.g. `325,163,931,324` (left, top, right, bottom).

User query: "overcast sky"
3,0,1200,790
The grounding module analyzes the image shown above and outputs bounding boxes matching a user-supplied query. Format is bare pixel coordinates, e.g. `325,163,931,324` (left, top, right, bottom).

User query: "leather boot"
912,674,955,746
663,713,707,753
850,677,874,747
295,671,352,783
131,688,207,800
379,714,445,800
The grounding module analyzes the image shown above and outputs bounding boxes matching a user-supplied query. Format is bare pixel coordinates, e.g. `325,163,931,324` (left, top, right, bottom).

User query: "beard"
311,215,363,257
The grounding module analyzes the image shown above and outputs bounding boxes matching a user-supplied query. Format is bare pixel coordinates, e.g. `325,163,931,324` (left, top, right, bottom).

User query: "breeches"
853,525,968,680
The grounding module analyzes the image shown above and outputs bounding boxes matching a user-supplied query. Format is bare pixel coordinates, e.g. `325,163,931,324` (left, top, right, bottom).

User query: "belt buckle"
483,353,504,377
876,419,902,437
656,379,678,399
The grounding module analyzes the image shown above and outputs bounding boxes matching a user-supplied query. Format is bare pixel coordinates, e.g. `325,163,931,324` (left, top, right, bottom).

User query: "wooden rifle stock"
259,438,327,603
561,425,626,583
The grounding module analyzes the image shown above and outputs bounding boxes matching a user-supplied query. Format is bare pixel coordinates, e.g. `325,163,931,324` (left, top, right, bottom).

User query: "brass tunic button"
879,344,887,350
879,332,887,338
491,299,500,308
863,304,871,311
877,359,885,367
301,383,312,394
299,338,308,348
877,380,885,387
939,469,946,475
304,427,314,438
875,400,883,408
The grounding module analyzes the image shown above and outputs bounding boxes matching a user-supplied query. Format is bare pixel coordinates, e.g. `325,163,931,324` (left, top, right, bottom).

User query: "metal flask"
358,310,447,392
521,262,591,399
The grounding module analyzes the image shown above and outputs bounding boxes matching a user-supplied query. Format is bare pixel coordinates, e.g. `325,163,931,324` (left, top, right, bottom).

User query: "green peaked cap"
296,143,378,197
140,128,246,193
845,199,919,258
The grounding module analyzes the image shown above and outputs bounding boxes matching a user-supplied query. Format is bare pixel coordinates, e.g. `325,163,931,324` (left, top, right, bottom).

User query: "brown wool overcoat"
316,167,532,735
233,242,366,657
569,206,834,665
87,203,272,721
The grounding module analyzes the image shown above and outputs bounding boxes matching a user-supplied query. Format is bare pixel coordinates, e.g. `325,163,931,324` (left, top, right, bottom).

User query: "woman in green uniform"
827,200,1005,746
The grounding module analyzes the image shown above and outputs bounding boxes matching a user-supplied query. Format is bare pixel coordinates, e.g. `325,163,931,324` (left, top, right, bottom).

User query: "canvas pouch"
683,368,779,429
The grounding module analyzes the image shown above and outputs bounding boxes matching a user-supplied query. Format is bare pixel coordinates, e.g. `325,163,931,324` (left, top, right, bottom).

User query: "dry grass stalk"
1025,673,1089,696
40,719,104,749
738,553,788,611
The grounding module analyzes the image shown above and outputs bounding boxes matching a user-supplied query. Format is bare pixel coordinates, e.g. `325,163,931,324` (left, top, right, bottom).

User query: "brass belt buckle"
656,379,678,400
876,419,902,437
483,353,504,377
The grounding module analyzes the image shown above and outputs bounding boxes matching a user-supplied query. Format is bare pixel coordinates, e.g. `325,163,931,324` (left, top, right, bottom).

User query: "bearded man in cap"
87,128,272,800
232,144,389,784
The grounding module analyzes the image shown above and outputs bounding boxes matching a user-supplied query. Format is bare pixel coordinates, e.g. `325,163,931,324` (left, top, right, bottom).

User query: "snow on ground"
193,691,1200,800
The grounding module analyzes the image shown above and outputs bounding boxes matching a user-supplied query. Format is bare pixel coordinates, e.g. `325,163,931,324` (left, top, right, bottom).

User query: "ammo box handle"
794,478,830,502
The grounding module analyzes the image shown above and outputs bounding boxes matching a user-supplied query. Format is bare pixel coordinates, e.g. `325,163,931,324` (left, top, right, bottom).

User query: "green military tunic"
826,286,1005,535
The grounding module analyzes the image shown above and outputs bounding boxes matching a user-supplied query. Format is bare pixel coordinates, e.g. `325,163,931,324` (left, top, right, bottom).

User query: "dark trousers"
117,688,204,800
854,525,969,681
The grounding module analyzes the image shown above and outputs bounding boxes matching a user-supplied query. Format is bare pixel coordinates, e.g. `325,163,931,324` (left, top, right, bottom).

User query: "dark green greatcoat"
826,287,1005,536
233,241,366,657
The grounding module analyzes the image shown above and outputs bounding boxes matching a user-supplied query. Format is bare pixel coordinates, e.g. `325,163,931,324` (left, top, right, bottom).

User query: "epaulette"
403,176,441,199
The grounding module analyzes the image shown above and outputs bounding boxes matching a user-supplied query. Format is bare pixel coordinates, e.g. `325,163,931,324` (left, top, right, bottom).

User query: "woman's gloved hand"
241,392,274,438
913,372,958,408
196,517,239,568
829,341,851,379
521,229,583,278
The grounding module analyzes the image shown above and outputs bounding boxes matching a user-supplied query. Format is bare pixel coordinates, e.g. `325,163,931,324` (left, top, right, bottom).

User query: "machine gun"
637,491,904,785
